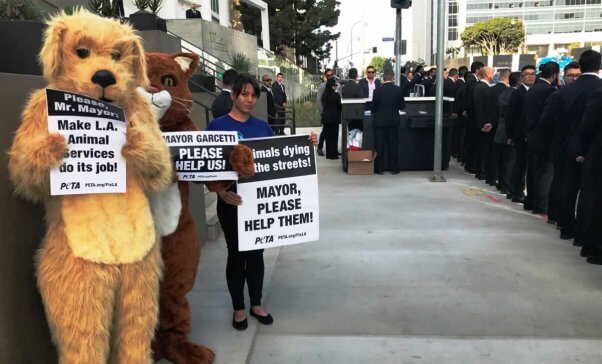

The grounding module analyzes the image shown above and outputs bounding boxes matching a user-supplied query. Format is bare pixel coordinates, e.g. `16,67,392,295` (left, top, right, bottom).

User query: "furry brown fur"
145,52,254,364
8,10,172,363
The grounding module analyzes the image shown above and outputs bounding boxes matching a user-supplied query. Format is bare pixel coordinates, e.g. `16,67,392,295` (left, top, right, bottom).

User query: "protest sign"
237,135,319,251
163,131,238,181
46,89,126,195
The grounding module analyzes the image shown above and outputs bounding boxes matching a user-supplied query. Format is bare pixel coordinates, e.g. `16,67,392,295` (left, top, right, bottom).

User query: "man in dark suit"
537,50,602,240
473,66,494,180
578,86,602,264
524,62,559,213
371,70,405,175
444,68,457,98
463,61,485,174
422,68,435,96
211,69,238,118
399,66,410,97
358,65,381,109
492,71,520,194
451,66,468,160
341,68,364,131
483,68,511,185
272,72,287,135
261,74,277,132
506,65,537,203
409,65,424,94
186,2,202,18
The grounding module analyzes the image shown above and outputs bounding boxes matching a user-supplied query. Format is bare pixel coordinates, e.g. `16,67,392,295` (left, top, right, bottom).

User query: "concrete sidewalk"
162,154,602,364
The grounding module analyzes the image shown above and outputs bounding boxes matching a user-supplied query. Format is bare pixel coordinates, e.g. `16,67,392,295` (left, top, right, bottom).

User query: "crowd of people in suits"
211,69,288,135
445,50,602,265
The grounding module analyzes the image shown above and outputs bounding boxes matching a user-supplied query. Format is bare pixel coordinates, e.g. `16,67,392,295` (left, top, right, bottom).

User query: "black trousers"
475,131,494,179
583,168,602,257
464,118,477,172
451,116,466,158
322,123,339,159
559,158,583,236
274,106,286,135
548,158,565,222
510,139,528,199
526,149,554,212
375,126,400,173
491,143,515,192
217,200,264,311
575,167,594,244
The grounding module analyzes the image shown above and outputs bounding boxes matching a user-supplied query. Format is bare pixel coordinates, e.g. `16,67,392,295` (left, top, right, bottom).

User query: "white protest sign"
46,89,126,195
163,131,239,181
237,135,319,251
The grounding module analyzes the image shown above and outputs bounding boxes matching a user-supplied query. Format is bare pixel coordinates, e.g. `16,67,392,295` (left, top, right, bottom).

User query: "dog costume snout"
92,70,117,88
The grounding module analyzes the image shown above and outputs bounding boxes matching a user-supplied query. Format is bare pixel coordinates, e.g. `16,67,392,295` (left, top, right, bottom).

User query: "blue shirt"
207,114,274,140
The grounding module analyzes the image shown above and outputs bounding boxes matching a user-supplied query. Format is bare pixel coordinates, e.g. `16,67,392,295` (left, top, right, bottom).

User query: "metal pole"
394,8,402,86
429,0,447,182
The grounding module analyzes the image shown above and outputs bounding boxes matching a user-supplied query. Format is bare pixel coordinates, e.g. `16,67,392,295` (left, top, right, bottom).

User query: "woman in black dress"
321,77,342,159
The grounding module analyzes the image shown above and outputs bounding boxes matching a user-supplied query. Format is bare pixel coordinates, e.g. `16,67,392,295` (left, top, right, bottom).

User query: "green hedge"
294,100,321,127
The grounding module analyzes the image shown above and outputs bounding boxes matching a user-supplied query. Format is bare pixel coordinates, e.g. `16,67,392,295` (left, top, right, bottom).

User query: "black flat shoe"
250,309,273,325
586,256,602,265
317,149,324,156
232,314,248,330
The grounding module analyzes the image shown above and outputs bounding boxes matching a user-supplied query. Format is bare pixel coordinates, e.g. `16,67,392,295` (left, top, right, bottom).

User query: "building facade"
446,0,602,57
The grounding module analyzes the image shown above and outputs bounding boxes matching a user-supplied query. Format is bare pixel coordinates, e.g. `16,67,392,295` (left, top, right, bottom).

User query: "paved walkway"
161,145,602,363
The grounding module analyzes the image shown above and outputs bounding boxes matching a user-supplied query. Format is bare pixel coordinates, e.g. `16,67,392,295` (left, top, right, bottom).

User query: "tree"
461,18,525,55
238,0,341,67
403,59,426,71
368,56,388,73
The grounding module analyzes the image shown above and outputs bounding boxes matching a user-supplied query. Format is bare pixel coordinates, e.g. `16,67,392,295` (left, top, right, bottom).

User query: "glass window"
449,15,458,27
211,0,219,14
448,29,458,41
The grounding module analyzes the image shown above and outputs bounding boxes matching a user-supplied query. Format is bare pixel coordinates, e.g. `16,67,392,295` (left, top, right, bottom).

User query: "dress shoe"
586,256,602,265
486,180,496,186
531,208,545,214
250,309,273,325
573,238,583,247
391,171,400,175
375,171,383,175
232,314,248,330
580,247,591,257
547,219,558,225
560,231,574,240
317,149,324,156
512,196,525,204
523,203,532,211
506,193,513,200
499,188,508,195
475,174,486,180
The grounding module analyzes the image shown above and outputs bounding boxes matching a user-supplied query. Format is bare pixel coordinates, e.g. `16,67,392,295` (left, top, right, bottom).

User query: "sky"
326,0,401,69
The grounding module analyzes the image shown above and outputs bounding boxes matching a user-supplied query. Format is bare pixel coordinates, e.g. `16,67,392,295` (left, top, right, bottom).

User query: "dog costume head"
40,9,148,106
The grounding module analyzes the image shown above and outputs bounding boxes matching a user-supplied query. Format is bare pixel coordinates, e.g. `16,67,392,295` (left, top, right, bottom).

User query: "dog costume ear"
131,35,150,88
172,53,200,78
40,16,67,81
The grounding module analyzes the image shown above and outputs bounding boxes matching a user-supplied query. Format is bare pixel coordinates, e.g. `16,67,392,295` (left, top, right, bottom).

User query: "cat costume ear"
171,53,200,78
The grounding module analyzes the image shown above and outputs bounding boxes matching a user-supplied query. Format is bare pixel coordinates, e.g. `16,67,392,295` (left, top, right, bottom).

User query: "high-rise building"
446,0,602,57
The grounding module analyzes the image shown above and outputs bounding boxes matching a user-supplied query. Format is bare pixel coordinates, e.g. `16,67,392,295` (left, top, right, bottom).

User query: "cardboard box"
347,150,376,175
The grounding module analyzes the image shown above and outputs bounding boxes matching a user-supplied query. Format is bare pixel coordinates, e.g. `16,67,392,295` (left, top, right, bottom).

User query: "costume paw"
165,340,215,364
121,127,144,159
230,144,254,178
36,133,67,169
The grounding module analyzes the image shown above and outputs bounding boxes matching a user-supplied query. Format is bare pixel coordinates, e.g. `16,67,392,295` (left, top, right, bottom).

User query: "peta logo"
60,182,81,190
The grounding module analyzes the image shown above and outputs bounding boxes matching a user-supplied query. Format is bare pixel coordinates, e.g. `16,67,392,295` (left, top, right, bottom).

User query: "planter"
128,11,166,32
0,20,45,76
189,74,216,93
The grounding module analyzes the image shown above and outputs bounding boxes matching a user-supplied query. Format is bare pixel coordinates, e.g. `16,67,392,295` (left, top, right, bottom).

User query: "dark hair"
276,72,284,77
222,69,239,86
231,74,261,99
470,61,484,74
383,70,394,80
348,68,358,79
416,65,424,73
321,77,338,106
366,65,375,71
458,65,468,78
521,65,536,73
509,71,521,87
448,68,459,77
579,50,601,73
325,68,333,74
564,61,580,74
538,63,545,72
540,62,560,79
400,66,407,74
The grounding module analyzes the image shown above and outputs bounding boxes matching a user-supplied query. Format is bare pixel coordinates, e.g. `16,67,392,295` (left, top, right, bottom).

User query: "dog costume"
144,52,254,364
8,10,172,363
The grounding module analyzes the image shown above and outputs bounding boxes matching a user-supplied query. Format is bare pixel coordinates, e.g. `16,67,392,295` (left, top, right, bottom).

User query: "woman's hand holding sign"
309,132,318,146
